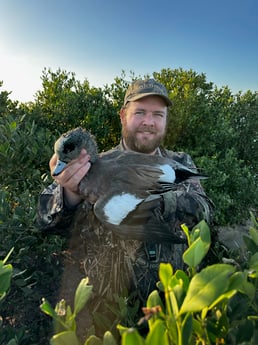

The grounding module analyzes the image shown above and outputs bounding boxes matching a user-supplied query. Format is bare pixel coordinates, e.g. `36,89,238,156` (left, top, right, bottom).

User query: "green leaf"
183,237,210,267
181,223,190,244
0,262,12,295
228,271,255,300
50,331,80,345
159,263,173,289
73,277,93,315
181,313,193,345
179,264,235,314
84,335,102,345
198,220,211,242
183,221,211,267
249,252,258,271
208,290,237,311
192,318,204,339
174,270,189,292
190,228,200,242
40,298,63,325
121,328,144,345
168,275,186,311
146,290,164,309
146,290,165,329
243,235,258,254
103,331,118,345
145,319,169,345
117,324,130,335
2,247,14,264
190,220,210,243
9,121,17,131
6,340,18,345
165,313,177,342
249,227,258,246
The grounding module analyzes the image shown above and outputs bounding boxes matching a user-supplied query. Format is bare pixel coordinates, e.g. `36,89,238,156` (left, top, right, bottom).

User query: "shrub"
40,219,258,344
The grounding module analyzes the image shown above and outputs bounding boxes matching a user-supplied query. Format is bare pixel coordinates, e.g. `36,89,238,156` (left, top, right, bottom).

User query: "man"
38,78,213,336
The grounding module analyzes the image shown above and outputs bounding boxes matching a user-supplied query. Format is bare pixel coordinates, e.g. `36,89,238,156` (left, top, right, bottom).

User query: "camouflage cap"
124,78,172,106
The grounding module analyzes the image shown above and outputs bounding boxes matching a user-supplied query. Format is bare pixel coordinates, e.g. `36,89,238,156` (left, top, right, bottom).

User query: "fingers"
50,149,91,193
59,161,91,192
49,153,58,172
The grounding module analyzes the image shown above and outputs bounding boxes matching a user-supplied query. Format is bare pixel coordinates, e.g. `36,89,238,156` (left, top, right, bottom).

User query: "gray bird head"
53,127,98,176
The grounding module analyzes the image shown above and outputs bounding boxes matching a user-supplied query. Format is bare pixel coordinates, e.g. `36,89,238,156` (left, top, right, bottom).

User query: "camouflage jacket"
37,142,214,304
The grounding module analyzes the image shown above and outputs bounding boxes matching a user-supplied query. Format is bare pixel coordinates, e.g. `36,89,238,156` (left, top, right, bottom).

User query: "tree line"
0,67,257,343
1,67,257,225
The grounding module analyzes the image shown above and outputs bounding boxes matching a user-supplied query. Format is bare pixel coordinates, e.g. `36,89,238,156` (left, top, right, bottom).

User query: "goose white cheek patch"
103,193,143,225
158,164,176,183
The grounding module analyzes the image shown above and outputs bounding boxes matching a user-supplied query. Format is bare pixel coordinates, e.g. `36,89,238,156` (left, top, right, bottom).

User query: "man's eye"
135,111,144,116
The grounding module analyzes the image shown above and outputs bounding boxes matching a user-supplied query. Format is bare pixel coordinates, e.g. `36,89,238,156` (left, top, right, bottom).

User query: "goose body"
53,127,206,243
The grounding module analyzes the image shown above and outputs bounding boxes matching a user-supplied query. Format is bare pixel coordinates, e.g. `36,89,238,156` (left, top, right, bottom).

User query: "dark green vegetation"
0,68,257,344
41,219,258,345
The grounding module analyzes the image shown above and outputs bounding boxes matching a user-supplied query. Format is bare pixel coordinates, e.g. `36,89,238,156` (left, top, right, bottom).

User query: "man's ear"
119,107,126,122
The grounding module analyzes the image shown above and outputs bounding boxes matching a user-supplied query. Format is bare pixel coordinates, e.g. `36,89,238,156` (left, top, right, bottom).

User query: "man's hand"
50,149,91,207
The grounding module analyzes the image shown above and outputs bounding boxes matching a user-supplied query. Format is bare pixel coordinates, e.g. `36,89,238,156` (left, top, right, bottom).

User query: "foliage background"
0,68,257,344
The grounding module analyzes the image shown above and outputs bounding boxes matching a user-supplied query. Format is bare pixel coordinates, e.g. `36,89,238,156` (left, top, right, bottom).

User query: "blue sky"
0,0,257,102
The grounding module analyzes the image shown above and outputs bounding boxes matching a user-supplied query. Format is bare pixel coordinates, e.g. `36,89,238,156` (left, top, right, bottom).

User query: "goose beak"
52,159,67,176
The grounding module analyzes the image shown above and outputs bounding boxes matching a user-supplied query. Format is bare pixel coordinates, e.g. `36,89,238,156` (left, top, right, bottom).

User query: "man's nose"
142,113,155,126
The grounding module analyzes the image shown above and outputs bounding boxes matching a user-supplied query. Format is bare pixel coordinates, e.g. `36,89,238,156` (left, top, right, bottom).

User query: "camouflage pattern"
123,78,172,106
37,142,214,335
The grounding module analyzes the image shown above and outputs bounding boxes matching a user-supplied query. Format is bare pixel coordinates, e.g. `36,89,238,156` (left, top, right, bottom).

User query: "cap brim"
125,92,172,106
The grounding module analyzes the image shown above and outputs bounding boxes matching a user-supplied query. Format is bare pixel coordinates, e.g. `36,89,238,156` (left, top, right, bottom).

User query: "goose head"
53,127,98,176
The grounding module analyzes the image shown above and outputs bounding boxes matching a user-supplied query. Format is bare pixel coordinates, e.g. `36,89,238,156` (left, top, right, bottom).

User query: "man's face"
120,96,168,154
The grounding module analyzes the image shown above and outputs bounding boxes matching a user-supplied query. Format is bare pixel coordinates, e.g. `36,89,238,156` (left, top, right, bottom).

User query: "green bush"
0,68,257,343
0,248,13,302
40,219,258,345
0,106,65,343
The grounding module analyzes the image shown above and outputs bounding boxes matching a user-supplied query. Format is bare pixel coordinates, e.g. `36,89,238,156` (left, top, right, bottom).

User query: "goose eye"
64,143,75,154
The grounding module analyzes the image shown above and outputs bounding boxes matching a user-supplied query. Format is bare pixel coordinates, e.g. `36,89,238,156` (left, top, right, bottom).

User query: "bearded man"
38,78,213,338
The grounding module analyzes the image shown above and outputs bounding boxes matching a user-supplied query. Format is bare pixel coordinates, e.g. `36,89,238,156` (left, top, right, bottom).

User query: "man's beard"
122,125,165,154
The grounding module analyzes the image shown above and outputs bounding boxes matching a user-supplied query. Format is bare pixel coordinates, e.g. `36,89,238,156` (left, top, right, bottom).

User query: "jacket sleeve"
161,150,214,229
174,184,214,228
37,182,79,234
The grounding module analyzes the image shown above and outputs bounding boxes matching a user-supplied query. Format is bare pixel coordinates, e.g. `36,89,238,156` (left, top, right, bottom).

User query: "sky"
0,0,258,102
